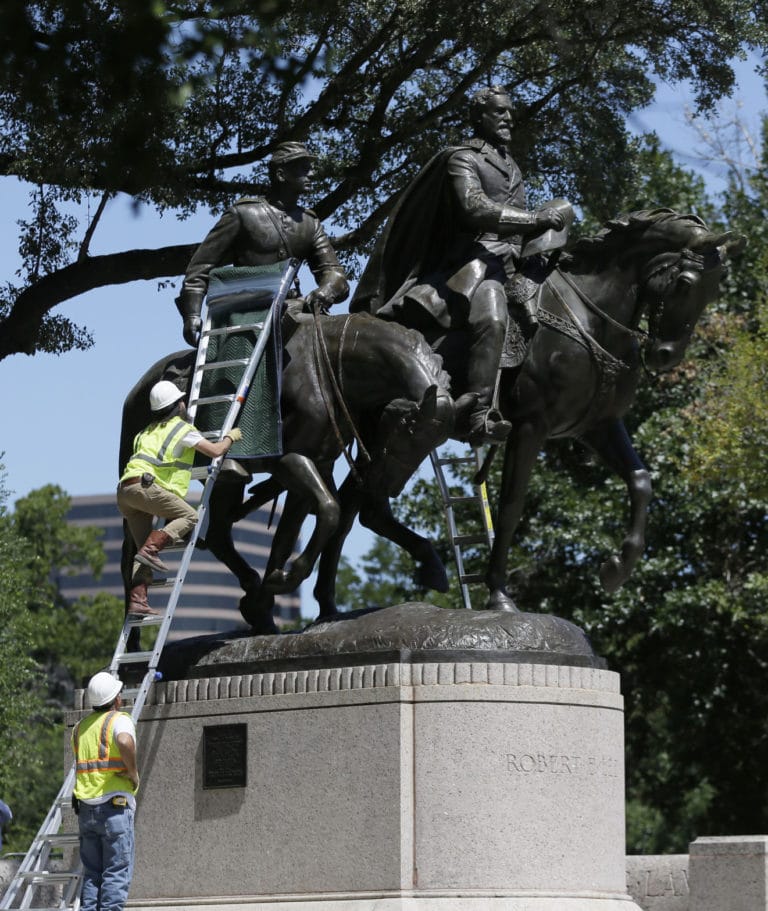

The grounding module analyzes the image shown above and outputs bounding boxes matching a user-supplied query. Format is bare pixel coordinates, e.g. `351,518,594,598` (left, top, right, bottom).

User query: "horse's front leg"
485,418,547,612
263,453,340,594
314,471,449,619
581,418,652,593
205,474,262,592
313,472,364,619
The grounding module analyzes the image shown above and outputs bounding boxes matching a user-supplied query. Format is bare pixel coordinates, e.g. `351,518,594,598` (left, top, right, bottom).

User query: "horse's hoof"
599,556,625,594
414,554,449,593
310,611,343,626
238,590,278,633
485,589,520,613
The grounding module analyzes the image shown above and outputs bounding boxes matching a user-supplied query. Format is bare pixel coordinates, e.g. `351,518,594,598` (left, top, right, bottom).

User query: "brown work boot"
136,530,172,574
127,582,161,617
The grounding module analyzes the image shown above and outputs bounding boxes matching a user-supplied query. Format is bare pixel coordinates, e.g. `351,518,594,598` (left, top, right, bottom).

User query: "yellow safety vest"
72,711,138,800
120,415,196,497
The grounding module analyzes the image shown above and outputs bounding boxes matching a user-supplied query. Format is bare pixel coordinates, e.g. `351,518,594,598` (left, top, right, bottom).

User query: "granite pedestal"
70,605,642,911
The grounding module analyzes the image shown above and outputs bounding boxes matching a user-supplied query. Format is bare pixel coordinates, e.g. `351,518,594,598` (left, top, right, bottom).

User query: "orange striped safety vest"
72,711,137,800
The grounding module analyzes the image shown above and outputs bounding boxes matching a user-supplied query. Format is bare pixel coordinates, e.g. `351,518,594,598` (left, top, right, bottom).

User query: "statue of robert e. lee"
175,141,349,347
353,85,571,446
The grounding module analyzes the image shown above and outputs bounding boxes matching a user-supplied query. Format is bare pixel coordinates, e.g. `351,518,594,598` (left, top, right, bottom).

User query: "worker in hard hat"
72,672,139,911
117,380,242,616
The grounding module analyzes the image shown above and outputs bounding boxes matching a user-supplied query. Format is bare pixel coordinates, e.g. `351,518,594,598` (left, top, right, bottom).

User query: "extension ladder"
0,259,299,911
430,446,495,610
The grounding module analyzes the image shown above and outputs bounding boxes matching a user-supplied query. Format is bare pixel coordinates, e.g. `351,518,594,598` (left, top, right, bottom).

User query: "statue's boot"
467,409,512,446
136,529,172,574
466,386,512,446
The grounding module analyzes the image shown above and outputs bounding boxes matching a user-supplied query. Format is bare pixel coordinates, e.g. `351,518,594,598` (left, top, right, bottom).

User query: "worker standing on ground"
117,380,242,615
72,673,140,911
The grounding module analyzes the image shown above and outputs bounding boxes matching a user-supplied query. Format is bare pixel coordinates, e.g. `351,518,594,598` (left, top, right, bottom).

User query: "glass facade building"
57,493,301,641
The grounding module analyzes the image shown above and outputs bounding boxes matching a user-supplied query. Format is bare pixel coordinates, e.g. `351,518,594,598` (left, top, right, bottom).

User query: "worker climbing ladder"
430,445,495,611
0,259,299,911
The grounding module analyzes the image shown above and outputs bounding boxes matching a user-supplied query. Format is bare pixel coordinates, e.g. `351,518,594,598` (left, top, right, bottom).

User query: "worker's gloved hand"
183,316,202,347
225,428,243,443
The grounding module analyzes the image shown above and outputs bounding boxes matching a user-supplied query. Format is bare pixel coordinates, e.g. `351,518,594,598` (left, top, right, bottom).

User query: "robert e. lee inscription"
505,752,620,777
203,723,248,789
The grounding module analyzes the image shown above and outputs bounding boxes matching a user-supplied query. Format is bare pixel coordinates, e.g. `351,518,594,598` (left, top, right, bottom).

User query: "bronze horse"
120,310,454,633
313,209,745,615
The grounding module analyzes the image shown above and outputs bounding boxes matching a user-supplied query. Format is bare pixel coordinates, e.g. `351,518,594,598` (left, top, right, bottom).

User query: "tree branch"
0,243,196,360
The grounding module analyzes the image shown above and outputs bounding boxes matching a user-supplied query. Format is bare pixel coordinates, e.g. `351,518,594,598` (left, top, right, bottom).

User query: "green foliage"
0,478,122,851
684,116,768,494
0,467,51,853
1,0,766,356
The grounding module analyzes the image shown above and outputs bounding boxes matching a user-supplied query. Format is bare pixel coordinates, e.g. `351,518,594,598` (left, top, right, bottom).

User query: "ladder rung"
193,393,237,406
459,573,486,584
126,614,165,628
115,651,153,664
40,833,80,846
198,357,250,371
17,871,80,883
436,456,475,466
449,495,480,505
453,533,489,546
203,323,263,338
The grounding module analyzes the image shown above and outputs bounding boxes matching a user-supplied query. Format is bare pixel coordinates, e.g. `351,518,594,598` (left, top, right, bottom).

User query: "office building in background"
57,493,300,640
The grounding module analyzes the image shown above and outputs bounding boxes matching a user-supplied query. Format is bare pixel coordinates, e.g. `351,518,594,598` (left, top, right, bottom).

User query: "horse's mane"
389,320,453,393
567,208,709,264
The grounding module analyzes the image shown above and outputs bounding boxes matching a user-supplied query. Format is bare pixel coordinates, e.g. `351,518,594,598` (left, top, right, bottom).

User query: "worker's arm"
115,732,140,790
193,427,242,459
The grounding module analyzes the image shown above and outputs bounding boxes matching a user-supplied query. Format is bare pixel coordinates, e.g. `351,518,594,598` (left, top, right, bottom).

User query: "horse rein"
552,247,703,358
310,308,372,481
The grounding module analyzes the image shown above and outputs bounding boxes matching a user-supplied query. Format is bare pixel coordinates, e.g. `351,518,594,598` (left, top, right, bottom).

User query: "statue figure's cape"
351,142,481,314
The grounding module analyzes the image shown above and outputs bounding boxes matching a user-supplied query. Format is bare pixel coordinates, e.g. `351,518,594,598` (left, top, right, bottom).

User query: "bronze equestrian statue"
316,209,745,616
353,85,567,446
120,312,454,633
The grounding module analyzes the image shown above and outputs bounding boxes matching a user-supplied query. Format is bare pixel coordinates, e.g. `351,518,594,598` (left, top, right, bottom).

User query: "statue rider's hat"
269,141,316,166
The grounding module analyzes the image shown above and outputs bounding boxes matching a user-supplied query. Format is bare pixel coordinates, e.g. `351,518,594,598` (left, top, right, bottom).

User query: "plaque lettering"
203,723,247,789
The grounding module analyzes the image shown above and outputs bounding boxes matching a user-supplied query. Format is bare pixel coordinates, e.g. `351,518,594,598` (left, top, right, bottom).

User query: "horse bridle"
556,247,708,352
640,248,708,340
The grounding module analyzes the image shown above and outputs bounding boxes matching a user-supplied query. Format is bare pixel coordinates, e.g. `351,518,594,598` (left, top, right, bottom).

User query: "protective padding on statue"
195,264,285,458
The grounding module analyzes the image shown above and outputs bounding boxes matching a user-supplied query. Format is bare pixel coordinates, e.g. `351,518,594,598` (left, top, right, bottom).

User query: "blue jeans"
78,801,135,911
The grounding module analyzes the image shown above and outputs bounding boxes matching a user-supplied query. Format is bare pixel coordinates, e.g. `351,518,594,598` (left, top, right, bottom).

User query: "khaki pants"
117,481,198,582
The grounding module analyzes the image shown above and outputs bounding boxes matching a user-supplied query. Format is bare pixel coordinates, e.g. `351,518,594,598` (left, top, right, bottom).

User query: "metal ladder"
430,446,495,610
0,259,299,911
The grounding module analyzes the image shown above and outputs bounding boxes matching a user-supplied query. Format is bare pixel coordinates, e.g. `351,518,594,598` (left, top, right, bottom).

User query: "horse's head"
365,385,454,496
642,232,746,371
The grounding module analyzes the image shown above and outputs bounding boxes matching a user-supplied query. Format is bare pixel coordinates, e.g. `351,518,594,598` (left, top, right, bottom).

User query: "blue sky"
1,55,766,608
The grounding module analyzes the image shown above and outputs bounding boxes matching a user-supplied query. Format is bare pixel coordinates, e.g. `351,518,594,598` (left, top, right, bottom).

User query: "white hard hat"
149,380,185,412
87,672,123,708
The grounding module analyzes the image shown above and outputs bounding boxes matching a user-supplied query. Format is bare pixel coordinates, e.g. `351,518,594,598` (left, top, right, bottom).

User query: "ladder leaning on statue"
0,258,299,911
430,445,495,611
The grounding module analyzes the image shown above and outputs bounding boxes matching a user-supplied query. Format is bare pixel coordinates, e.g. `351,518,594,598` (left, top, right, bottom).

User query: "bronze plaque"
203,723,247,789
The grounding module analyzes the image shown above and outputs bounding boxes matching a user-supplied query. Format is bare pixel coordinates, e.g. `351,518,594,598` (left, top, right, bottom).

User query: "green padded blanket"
194,262,288,459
